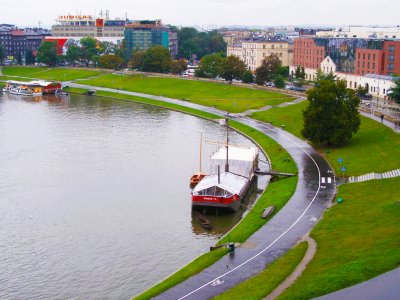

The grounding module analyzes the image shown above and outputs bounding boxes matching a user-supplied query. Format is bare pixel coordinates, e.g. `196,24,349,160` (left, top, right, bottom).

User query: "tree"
98,54,124,70
170,59,187,75
177,27,226,60
242,70,254,84
221,55,247,81
294,65,306,80
277,66,289,78
80,37,98,66
255,53,282,85
36,41,57,66
195,53,225,79
388,79,400,104
65,45,81,66
128,50,145,70
141,46,171,73
356,84,369,98
0,45,5,65
302,80,360,146
25,50,35,65
16,52,23,64
273,75,286,88
314,68,337,87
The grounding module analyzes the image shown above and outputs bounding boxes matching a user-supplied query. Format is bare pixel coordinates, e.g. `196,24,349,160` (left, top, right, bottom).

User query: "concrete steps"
349,168,400,183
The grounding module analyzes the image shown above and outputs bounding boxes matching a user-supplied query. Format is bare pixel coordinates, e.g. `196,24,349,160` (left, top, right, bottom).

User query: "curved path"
265,236,317,300
70,83,336,299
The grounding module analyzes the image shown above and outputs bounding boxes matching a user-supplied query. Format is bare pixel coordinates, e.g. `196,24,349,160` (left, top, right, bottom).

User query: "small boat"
9,87,34,96
190,133,206,188
193,211,212,230
55,89,69,96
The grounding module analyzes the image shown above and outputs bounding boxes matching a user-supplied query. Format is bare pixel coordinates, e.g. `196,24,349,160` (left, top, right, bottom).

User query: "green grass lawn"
80,73,294,112
213,242,308,300
278,177,400,299
2,66,101,81
252,101,400,176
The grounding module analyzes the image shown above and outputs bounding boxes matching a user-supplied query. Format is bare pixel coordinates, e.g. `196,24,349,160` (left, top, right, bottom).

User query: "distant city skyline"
2,0,399,29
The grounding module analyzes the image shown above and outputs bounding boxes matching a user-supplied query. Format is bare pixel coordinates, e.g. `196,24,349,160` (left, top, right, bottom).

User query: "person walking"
381,114,384,123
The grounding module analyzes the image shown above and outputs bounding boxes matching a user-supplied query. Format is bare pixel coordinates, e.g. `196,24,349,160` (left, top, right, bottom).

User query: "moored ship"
192,145,259,211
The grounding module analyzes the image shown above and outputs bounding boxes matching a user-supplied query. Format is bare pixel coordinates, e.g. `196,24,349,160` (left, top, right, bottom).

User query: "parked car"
362,93,373,100
285,85,306,92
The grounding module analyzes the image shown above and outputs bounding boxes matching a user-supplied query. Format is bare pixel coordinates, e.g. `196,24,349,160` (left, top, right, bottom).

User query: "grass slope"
2,66,101,81
80,73,294,112
252,101,400,176
213,242,308,300
278,177,400,299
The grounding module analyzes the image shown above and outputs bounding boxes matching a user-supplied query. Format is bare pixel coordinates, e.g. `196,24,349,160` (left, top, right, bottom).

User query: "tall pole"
225,116,229,172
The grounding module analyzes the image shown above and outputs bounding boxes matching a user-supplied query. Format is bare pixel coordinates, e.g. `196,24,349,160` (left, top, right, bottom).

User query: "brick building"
292,37,400,77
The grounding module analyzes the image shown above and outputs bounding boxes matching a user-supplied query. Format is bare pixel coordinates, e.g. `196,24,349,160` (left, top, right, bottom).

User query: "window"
363,53,365,60
387,63,394,71
368,53,370,60
388,45,395,52
373,54,376,60
388,54,394,62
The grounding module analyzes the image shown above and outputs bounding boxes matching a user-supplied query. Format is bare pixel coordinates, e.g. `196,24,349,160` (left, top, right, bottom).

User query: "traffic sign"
341,166,346,172
338,158,343,163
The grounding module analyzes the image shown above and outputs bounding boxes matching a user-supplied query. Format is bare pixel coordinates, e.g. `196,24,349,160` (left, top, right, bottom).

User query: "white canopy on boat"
192,172,248,196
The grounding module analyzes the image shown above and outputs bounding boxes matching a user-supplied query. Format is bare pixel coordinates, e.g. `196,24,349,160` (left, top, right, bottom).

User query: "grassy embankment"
65,89,298,299
252,102,400,176
2,66,101,81
213,242,308,300
80,73,295,113
215,101,400,299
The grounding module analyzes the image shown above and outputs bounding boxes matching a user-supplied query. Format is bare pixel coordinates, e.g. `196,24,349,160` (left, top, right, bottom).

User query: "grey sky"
2,0,399,28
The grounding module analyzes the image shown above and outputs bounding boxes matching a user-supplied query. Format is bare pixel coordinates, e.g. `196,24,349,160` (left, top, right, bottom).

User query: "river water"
0,93,267,299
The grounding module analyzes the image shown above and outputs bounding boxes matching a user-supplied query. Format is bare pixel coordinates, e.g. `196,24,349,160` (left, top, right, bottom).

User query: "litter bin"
228,243,235,253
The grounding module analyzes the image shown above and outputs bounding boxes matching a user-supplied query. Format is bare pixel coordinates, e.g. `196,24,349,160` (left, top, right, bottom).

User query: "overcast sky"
2,0,399,29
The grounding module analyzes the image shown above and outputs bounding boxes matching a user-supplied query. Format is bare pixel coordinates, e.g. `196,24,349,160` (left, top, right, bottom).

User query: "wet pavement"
70,83,336,299
314,267,400,300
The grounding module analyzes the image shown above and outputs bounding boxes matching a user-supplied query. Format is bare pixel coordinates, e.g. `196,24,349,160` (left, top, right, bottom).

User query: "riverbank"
61,87,299,299
215,98,400,299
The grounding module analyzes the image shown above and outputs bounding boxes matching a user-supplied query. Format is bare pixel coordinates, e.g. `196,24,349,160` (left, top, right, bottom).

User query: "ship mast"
225,116,229,172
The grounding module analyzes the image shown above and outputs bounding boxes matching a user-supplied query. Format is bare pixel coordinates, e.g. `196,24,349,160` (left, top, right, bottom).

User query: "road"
70,83,336,299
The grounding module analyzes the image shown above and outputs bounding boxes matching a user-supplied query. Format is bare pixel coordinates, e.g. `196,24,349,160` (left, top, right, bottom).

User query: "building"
124,20,178,58
0,24,50,60
290,37,400,98
292,37,400,77
316,26,400,39
227,38,291,71
51,12,126,41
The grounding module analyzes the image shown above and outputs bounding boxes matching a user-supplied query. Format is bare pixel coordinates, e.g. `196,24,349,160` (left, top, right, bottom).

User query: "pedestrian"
380,114,384,123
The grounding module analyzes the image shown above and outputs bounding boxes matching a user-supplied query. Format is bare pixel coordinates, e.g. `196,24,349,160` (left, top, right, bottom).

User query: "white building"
290,57,397,99
316,26,400,39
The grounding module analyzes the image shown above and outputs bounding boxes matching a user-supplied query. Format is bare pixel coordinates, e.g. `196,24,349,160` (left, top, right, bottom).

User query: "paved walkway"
360,110,400,133
314,267,400,300
265,236,317,300
70,83,336,300
240,96,306,116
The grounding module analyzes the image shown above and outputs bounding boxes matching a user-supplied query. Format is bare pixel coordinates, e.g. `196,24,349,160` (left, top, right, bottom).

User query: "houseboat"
3,80,62,96
192,145,259,211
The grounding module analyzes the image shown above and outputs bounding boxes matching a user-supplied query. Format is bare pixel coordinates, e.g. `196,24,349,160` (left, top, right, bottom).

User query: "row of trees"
194,52,289,87
175,27,226,60
34,37,128,68
128,46,187,74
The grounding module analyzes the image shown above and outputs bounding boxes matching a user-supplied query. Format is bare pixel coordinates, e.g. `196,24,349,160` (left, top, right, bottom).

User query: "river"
0,93,267,299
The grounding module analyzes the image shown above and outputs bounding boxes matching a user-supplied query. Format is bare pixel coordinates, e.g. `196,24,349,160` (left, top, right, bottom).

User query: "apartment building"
227,39,291,71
